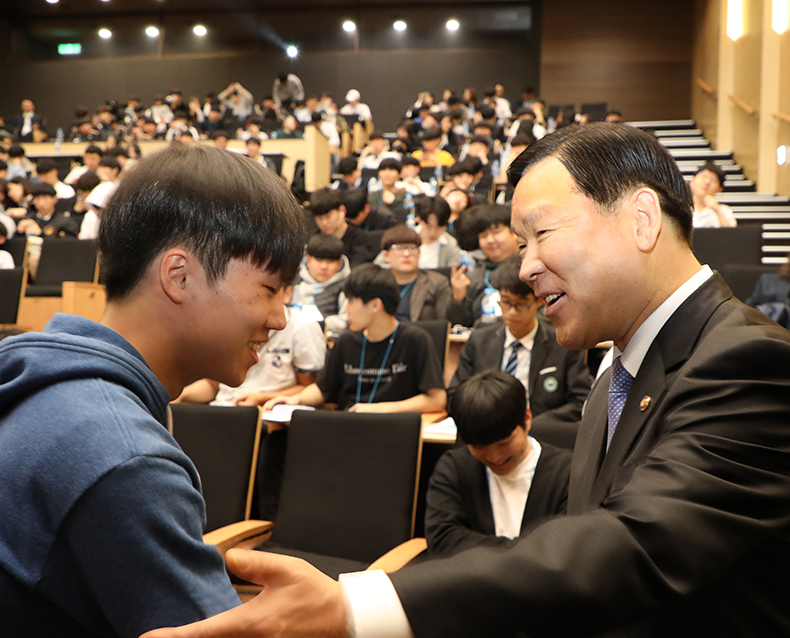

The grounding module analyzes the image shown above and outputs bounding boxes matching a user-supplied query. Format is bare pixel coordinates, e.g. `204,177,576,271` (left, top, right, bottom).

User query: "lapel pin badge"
639,396,651,412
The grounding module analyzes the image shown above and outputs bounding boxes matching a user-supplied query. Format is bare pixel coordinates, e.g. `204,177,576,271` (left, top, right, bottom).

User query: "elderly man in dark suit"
144,125,790,638
11,99,45,142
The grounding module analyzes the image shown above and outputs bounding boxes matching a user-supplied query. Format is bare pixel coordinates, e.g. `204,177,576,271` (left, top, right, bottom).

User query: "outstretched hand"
140,550,349,638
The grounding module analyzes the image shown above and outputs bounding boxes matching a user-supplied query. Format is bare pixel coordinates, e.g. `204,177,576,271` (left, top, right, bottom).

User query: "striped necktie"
503,341,522,377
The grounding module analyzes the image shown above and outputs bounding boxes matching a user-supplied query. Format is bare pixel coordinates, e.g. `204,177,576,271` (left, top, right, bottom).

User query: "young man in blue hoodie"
0,143,307,637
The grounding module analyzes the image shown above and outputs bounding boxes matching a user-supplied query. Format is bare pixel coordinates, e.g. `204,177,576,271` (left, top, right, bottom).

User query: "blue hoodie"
0,314,239,637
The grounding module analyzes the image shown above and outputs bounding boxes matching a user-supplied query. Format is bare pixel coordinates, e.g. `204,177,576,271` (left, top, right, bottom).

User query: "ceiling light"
343,20,356,33
727,0,744,40
193,25,207,36
773,0,790,33
393,20,407,32
98,28,112,39
46,0,59,4
446,19,460,31
286,45,298,58
146,26,160,38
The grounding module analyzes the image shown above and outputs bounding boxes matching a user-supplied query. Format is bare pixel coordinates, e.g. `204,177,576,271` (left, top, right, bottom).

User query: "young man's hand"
450,262,471,302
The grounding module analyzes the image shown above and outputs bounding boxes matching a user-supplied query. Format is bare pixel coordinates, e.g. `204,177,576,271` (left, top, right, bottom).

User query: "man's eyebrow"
512,207,546,233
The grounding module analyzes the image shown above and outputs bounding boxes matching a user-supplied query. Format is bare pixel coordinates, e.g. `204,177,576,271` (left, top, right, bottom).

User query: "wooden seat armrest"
204,520,274,554
367,538,427,573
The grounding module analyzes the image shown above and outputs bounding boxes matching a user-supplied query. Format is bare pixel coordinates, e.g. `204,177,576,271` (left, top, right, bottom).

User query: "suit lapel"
474,461,496,535
528,322,548,395
410,273,427,322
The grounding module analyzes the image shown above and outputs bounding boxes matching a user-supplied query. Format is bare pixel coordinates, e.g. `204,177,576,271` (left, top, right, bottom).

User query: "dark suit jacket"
425,442,571,557
11,113,45,142
391,274,790,637
449,318,592,428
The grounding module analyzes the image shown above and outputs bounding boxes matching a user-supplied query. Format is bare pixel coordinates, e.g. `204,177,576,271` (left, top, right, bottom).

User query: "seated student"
357,131,400,171
265,264,446,413
745,251,790,308
343,187,397,231
414,196,461,269
290,234,351,331
309,187,375,267
413,127,456,167
442,187,475,235
449,257,592,427
245,137,277,172
447,204,520,327
690,161,736,228
426,369,571,557
63,144,103,185
66,172,101,236
399,154,433,196
35,158,75,201
331,157,363,191
15,183,81,238
367,158,408,213
372,225,452,322
176,287,326,407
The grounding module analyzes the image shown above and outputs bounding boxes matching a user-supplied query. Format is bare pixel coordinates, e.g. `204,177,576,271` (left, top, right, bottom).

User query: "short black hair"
210,130,230,141
8,145,25,158
381,224,421,251
30,182,57,197
75,172,101,193
416,196,451,227
401,155,420,168
491,255,534,297
309,188,346,217
99,156,121,172
106,146,129,159
99,144,306,301
306,233,344,260
343,263,399,316
449,369,527,446
84,145,104,157
474,204,512,236
342,188,368,220
378,158,402,173
36,158,59,174
421,127,442,142
696,161,726,189
507,122,693,245
338,157,358,175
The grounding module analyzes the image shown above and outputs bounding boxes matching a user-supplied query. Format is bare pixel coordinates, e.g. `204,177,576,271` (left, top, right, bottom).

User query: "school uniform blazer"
409,270,452,322
449,317,592,427
390,274,790,638
425,442,571,557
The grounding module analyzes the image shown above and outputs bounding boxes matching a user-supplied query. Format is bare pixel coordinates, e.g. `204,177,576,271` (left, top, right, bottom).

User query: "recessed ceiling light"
342,20,356,33
393,20,407,31
286,45,298,58
146,26,160,38
98,28,112,39
193,25,207,36
46,0,59,4
446,19,460,31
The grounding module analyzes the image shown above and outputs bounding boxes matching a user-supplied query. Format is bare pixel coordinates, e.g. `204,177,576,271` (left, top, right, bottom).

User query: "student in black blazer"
449,256,592,430
426,370,570,557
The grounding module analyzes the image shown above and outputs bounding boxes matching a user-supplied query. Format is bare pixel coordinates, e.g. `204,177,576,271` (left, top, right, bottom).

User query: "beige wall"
694,0,790,195
540,0,694,121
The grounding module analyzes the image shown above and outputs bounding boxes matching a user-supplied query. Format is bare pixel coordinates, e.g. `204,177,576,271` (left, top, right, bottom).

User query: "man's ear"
158,248,192,304
630,188,662,253
338,206,347,220
523,408,533,435
369,297,384,313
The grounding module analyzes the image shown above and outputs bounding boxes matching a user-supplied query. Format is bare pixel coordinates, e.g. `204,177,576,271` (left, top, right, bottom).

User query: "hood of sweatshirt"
295,253,351,288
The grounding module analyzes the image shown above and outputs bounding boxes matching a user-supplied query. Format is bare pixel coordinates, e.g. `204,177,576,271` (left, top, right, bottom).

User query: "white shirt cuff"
340,570,414,638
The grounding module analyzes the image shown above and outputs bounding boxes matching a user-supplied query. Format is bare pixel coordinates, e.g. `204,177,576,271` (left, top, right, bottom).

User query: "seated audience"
442,187,475,234
413,127,456,167
309,188,375,267
64,145,103,185
343,187,397,231
426,369,571,557
331,156,363,191
399,155,433,196
6,145,33,181
414,196,461,269
176,288,326,407
745,251,790,308
367,158,407,212
340,89,373,123
690,162,736,228
447,204,520,326
375,224,452,322
245,137,277,172
265,264,446,413
357,131,399,171
35,158,75,201
449,257,592,427
15,183,80,238
0,223,13,269
290,234,350,331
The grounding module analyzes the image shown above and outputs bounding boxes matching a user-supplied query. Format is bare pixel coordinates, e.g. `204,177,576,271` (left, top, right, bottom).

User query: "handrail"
695,77,717,97
728,94,758,117
772,111,790,124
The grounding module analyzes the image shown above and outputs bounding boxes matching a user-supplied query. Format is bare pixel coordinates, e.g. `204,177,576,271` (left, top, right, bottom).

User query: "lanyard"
356,324,399,405
399,280,415,298
484,270,496,292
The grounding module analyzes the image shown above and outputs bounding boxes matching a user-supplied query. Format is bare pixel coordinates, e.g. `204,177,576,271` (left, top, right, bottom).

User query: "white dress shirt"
501,323,538,395
488,437,541,539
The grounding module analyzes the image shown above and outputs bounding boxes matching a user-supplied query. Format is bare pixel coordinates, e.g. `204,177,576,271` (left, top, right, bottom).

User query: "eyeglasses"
388,244,420,254
499,299,535,312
